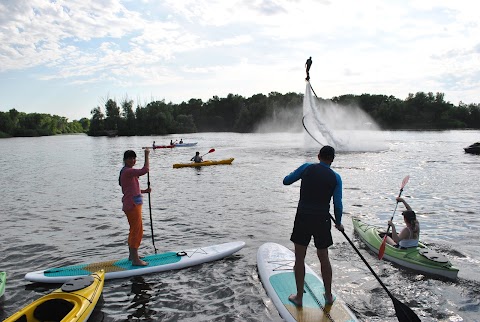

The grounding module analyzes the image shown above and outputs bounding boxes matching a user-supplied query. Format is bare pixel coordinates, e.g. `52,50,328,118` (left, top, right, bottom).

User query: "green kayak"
0,271,5,297
352,217,458,279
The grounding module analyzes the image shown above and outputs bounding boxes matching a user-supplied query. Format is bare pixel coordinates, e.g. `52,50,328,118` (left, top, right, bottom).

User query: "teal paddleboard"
257,242,358,322
26,241,245,283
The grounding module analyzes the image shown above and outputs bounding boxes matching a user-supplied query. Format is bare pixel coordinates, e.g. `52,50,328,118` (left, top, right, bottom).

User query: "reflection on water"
129,276,156,319
0,131,479,321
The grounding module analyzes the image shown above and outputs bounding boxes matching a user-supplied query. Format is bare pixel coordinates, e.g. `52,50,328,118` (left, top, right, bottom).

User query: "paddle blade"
400,175,410,189
201,148,215,157
378,235,387,260
393,297,421,322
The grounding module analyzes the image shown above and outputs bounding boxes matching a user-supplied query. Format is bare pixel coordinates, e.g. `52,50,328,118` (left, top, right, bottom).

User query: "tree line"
331,92,480,129
0,109,90,138
2,90,479,138
88,92,304,136
89,91,480,136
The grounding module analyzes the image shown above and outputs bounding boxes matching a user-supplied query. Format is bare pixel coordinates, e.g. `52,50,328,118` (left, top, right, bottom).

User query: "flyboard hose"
302,81,324,146
309,82,320,99
302,115,324,147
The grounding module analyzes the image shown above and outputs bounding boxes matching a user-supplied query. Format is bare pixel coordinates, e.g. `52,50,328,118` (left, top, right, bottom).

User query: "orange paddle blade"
378,235,387,260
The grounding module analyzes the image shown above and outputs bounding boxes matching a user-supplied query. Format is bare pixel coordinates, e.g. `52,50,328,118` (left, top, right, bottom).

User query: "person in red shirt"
119,148,151,266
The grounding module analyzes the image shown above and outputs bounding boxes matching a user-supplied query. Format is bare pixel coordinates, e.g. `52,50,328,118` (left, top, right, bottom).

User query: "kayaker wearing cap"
283,145,344,307
385,197,420,248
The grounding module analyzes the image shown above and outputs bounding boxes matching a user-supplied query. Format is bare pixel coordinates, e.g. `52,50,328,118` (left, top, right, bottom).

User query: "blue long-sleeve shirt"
283,161,343,225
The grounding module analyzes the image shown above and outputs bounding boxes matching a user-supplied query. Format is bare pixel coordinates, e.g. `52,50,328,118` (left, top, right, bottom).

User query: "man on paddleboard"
283,145,344,306
119,149,151,266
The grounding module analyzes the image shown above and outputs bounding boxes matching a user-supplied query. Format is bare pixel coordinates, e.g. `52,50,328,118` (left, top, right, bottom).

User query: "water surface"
0,131,479,321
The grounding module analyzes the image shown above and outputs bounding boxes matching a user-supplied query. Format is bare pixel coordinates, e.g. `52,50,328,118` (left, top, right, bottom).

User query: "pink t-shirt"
120,166,149,211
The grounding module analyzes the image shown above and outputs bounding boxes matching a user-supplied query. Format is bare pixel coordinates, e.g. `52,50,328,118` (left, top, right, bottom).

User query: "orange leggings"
124,205,143,248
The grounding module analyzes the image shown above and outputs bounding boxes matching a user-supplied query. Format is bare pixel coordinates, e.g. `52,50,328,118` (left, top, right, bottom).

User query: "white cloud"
0,0,479,120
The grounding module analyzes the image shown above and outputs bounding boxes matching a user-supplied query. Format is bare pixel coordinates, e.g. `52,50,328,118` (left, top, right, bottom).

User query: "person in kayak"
191,151,203,163
119,149,151,266
283,145,344,307
179,139,183,144
386,197,420,248
305,56,312,81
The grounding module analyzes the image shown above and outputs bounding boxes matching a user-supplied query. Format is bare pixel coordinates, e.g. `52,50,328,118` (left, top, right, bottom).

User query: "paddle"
331,215,420,322
378,176,410,260
201,148,215,157
147,171,157,254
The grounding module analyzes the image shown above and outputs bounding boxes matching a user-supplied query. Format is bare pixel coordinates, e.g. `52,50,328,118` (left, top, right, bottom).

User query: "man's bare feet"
132,259,148,266
323,293,336,305
288,294,303,307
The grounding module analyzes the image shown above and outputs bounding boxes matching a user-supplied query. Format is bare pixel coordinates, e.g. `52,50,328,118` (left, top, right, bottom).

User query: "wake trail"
303,83,344,149
302,82,387,152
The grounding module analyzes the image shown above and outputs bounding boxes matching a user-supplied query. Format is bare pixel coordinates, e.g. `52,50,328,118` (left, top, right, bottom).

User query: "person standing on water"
119,149,151,266
283,145,344,306
305,56,312,81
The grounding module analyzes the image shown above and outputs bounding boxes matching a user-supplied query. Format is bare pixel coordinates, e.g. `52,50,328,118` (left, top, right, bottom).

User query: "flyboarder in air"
305,56,312,81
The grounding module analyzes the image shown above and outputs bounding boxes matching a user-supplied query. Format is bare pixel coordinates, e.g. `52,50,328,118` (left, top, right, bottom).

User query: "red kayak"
153,145,174,149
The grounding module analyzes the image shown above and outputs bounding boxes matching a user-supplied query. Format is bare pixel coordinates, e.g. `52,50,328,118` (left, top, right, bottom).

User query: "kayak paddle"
331,215,420,322
202,148,215,157
378,175,410,260
147,171,157,254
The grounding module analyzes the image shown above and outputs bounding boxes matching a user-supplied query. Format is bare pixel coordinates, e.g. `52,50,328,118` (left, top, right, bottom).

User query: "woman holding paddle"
119,148,151,266
385,197,420,248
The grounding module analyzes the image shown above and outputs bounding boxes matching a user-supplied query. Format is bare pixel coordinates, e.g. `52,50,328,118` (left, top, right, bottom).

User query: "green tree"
78,118,90,132
119,99,136,136
88,106,105,136
175,114,197,133
104,99,120,132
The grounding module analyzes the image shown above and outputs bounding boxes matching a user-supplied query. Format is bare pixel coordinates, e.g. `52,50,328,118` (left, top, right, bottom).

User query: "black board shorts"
290,212,333,249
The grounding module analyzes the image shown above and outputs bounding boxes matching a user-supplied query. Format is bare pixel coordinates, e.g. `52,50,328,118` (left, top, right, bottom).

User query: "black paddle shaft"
330,215,421,322
385,188,404,236
147,172,157,254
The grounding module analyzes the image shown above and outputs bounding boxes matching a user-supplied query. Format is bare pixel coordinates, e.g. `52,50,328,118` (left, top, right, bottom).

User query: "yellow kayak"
4,270,104,322
173,158,234,168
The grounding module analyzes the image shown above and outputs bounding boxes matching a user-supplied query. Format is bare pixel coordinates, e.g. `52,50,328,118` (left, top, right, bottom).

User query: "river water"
0,130,479,321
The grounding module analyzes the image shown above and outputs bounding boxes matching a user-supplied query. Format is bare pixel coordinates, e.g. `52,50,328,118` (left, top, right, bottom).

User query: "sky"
1,0,479,121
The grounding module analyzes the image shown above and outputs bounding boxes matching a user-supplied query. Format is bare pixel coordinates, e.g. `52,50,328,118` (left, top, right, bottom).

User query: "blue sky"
1,0,479,120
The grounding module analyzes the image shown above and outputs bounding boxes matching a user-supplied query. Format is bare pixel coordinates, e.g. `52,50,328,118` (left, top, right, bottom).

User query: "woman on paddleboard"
385,197,420,248
119,149,151,266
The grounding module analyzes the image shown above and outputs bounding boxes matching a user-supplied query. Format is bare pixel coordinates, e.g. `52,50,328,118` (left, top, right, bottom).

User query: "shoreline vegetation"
1,91,479,138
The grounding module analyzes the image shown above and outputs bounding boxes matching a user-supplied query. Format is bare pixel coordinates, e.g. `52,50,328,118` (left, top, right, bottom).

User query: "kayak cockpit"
33,299,74,321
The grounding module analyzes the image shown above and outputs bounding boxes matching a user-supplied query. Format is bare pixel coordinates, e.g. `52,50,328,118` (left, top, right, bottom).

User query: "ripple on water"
2,132,480,321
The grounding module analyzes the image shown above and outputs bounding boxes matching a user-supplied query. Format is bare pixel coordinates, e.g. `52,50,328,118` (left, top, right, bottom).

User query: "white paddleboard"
257,242,358,322
26,241,245,283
